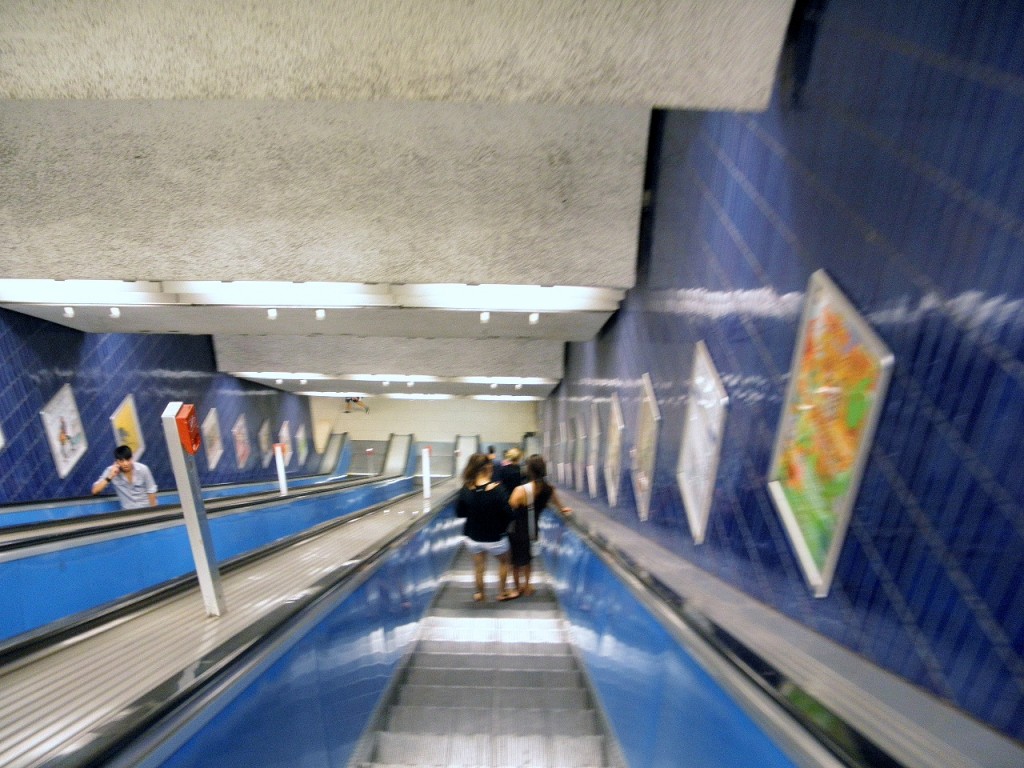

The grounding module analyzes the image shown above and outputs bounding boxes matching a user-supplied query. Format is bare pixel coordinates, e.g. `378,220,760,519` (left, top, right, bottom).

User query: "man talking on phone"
92,444,158,508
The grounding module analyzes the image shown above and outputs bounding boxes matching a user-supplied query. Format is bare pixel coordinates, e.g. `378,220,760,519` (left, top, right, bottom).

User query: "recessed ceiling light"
315,309,326,320
382,381,390,387
109,307,121,318
299,379,307,385
267,308,278,320
528,312,539,324
480,311,490,323
63,306,75,318
275,378,283,385
490,383,498,389
407,381,414,387
515,383,523,390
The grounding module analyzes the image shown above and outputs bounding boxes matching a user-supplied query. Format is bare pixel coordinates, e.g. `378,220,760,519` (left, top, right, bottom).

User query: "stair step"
404,667,582,689
411,651,577,671
373,731,607,767
386,705,600,736
416,639,572,657
398,684,589,709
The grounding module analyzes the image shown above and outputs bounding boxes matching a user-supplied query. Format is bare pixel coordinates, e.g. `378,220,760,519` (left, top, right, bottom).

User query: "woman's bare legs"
521,563,534,596
497,553,519,600
473,552,486,601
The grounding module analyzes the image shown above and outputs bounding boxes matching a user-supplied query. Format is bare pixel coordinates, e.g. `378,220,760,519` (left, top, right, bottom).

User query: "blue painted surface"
541,517,798,768
152,510,796,768
0,477,414,643
0,310,322,507
547,0,1024,740
153,509,463,768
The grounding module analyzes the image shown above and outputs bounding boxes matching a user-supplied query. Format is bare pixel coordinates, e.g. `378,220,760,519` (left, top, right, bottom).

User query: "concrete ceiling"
0,0,795,400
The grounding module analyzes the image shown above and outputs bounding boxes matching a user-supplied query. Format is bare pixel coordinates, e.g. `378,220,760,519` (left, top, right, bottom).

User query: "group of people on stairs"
455,448,572,602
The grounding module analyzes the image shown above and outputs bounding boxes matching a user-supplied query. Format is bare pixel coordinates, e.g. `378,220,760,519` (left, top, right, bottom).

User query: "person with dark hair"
508,454,571,597
455,452,516,602
496,447,523,495
92,444,158,509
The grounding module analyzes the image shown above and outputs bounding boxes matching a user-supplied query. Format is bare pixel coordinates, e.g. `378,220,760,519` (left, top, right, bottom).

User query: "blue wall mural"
0,308,321,505
551,0,1024,741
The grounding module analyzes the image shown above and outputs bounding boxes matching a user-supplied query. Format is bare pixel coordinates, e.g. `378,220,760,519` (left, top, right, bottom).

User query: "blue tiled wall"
0,308,320,505
552,0,1024,741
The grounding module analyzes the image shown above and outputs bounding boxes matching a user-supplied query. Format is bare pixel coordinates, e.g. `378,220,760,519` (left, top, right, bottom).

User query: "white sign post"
161,402,225,617
422,447,432,500
274,443,288,496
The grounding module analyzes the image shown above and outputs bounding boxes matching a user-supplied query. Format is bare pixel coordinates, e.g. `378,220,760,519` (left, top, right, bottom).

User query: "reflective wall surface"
550,0,1024,740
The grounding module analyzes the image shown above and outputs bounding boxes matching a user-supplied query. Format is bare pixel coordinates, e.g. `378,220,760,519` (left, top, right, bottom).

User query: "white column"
161,402,225,617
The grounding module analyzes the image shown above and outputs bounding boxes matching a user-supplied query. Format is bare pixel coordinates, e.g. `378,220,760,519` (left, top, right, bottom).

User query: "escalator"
349,550,624,767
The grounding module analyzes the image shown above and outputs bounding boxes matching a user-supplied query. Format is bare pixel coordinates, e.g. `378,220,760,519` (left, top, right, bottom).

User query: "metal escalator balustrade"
351,548,625,768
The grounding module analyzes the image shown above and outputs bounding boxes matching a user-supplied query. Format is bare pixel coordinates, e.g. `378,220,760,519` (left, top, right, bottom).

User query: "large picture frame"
40,384,88,479
110,394,146,460
202,408,224,471
586,401,601,498
768,270,894,597
631,372,661,522
677,342,729,544
232,413,251,470
573,414,587,493
603,392,624,507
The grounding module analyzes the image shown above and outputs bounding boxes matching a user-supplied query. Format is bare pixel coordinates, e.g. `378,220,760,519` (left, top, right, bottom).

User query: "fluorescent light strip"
472,395,543,401
0,279,623,313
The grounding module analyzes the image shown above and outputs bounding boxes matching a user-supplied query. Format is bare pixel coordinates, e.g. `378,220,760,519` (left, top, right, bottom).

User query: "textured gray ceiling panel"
213,335,564,379
0,0,794,109
0,100,647,288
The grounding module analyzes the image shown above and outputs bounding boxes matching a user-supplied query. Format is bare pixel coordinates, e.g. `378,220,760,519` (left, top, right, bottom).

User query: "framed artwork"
202,408,224,471
603,392,624,507
0,421,6,453
586,401,601,499
768,270,894,597
278,421,293,465
110,394,145,460
557,420,569,486
232,414,251,470
631,373,661,522
573,414,587,493
296,423,309,468
259,420,273,468
40,384,88,478
677,341,729,545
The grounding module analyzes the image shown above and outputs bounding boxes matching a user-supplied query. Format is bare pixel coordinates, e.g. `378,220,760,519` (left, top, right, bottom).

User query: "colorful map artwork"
769,270,893,594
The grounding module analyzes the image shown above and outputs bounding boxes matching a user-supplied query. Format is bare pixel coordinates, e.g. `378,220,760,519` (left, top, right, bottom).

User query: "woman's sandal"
497,590,520,601
473,592,485,602
521,585,535,597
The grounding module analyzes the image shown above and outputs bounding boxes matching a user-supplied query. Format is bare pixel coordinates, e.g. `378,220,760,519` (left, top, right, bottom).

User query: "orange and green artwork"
770,271,893,595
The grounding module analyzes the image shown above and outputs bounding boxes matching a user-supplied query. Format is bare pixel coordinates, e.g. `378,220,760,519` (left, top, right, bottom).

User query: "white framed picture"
631,373,661,522
40,384,88,479
768,270,894,597
202,408,224,471
586,400,601,498
677,342,729,544
110,394,145,460
603,392,624,507
232,413,251,469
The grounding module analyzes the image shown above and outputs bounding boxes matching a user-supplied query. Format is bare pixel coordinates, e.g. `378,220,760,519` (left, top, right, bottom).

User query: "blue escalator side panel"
156,511,462,768
543,517,799,768
0,478,415,643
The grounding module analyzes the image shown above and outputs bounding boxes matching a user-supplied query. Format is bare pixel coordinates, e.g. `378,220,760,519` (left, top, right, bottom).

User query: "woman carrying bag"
507,454,572,597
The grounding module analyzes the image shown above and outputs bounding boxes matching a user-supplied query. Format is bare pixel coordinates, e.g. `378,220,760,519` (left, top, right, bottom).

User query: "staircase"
352,548,623,767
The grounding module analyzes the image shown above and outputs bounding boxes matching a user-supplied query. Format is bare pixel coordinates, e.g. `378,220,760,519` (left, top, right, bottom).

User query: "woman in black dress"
507,455,572,596
456,452,516,601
